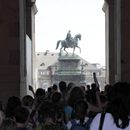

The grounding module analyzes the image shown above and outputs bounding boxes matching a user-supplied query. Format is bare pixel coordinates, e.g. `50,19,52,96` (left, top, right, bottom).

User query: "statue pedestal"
52,54,86,86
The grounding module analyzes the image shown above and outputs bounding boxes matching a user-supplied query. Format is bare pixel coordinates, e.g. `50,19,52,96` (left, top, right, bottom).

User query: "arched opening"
35,0,105,90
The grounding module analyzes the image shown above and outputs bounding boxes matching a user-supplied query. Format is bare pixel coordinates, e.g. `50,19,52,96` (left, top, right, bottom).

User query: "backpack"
70,118,93,130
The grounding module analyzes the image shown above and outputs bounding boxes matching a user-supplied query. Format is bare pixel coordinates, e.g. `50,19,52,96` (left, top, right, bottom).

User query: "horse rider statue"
56,31,81,55
66,30,73,47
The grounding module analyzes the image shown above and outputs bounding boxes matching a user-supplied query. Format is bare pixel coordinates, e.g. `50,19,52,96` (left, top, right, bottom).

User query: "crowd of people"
0,80,130,130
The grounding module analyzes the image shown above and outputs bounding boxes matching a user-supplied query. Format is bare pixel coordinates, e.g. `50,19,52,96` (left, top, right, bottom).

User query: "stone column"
114,0,121,82
19,0,27,98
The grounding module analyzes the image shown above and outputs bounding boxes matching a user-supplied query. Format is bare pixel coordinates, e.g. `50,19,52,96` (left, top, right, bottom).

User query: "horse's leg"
76,46,81,53
73,47,75,55
64,48,68,55
60,47,63,56
78,46,81,53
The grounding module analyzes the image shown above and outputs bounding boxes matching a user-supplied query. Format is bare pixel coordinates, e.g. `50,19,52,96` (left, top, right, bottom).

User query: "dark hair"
35,88,45,97
35,88,46,104
86,85,90,90
107,82,130,128
14,106,29,123
51,92,62,103
68,86,85,108
22,95,34,107
74,99,88,124
52,84,58,91
67,82,75,92
47,87,52,93
59,81,67,92
91,83,96,91
38,101,63,124
5,96,21,118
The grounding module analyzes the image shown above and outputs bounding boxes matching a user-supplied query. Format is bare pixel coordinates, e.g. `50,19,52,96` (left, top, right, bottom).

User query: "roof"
35,51,58,69
35,51,101,71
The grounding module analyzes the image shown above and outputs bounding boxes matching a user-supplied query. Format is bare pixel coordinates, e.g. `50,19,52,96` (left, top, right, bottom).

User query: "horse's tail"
56,40,61,49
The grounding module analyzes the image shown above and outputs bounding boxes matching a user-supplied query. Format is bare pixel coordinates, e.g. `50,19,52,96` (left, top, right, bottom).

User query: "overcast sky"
35,0,105,66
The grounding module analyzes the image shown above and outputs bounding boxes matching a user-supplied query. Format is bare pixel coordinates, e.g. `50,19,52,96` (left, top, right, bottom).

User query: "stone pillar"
31,4,38,91
121,0,130,81
104,0,130,83
114,0,121,82
103,0,115,84
0,0,20,103
103,1,109,84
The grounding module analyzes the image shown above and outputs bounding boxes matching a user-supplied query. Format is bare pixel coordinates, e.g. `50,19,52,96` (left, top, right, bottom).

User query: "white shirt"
90,113,130,130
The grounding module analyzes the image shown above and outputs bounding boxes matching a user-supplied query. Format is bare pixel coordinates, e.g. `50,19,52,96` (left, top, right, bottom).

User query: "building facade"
1,0,130,104
103,0,130,84
36,51,105,90
0,0,37,103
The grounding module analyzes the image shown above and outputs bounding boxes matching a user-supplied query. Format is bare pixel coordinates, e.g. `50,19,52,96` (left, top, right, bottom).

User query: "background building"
35,51,105,90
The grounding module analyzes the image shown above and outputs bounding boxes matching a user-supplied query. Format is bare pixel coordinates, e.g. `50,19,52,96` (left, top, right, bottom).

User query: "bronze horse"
56,33,81,55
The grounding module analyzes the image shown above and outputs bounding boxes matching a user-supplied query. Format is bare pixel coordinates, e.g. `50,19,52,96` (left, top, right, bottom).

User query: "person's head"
22,95,34,108
107,82,130,103
68,86,85,108
107,82,130,129
80,85,85,92
67,82,75,92
47,87,53,100
39,102,57,123
59,81,67,93
74,99,88,123
52,84,58,91
14,106,29,124
35,88,45,97
86,85,90,90
51,91,62,103
91,83,96,91
47,87,52,93
104,84,112,96
5,96,21,119
35,88,46,103
1,118,16,130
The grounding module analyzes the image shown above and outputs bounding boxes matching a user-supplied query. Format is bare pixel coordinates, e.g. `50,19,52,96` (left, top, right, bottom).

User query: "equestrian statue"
56,30,81,55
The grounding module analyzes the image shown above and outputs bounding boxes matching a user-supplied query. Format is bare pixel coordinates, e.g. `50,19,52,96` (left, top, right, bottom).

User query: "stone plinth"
52,54,86,86
57,55,81,74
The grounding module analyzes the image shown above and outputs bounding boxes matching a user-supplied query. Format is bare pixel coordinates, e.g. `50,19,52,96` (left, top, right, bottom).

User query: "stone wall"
0,0,20,104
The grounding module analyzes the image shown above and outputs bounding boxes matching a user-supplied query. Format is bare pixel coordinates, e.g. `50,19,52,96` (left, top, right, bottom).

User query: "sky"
35,0,105,66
